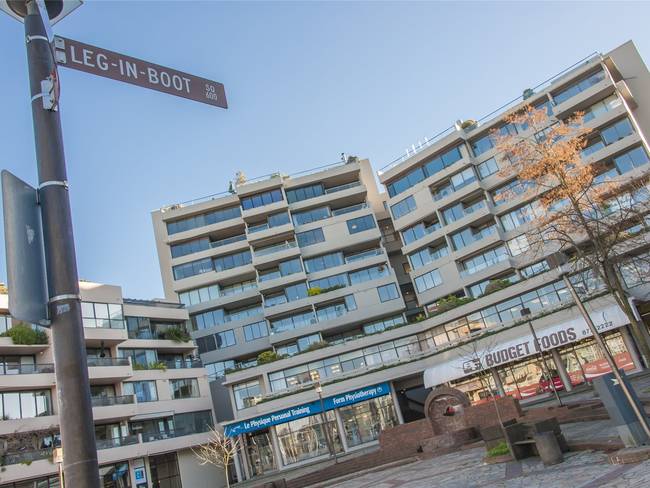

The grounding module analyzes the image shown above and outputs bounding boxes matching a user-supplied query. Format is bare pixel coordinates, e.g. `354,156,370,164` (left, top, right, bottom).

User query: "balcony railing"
345,248,383,264
141,426,210,443
460,253,510,278
2,448,52,465
324,181,361,194
210,234,247,248
91,395,135,407
87,357,130,367
254,240,297,257
332,202,368,217
0,363,54,375
162,358,203,369
96,434,139,450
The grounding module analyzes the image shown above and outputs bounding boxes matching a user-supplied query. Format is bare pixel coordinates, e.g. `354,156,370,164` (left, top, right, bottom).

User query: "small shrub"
435,295,474,313
486,441,510,458
0,324,48,345
304,341,329,352
483,279,512,296
257,350,283,365
409,313,426,323
163,327,191,342
307,287,322,296
148,361,167,371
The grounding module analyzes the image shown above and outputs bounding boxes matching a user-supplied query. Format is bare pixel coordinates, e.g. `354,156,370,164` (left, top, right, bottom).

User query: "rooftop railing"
0,363,54,375
378,52,600,175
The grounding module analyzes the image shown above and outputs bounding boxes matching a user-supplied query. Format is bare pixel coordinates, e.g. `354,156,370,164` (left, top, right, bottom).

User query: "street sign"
53,35,227,109
1,171,50,326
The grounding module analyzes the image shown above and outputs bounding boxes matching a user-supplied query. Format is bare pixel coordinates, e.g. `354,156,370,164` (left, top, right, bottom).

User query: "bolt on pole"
23,1,100,486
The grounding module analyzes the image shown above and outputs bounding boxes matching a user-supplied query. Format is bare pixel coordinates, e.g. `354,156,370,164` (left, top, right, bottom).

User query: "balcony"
459,253,510,278
96,434,139,450
88,357,133,384
0,363,54,375
253,240,300,267
91,395,135,407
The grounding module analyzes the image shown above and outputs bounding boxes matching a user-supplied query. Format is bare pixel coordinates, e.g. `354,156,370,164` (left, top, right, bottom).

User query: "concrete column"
551,348,573,392
491,368,506,397
389,382,405,424
621,325,644,371
334,409,349,453
233,442,244,482
239,434,251,480
269,426,284,471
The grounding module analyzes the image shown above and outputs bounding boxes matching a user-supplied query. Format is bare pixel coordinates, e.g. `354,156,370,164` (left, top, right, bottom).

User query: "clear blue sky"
1,1,649,299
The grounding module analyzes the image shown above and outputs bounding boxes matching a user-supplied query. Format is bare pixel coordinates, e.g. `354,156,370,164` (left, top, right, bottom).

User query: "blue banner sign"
224,382,390,437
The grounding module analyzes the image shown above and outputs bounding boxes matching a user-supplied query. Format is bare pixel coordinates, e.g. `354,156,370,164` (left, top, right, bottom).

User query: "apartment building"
149,41,650,482
0,282,223,488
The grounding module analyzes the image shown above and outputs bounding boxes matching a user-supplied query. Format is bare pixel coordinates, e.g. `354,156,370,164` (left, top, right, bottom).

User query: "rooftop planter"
0,324,48,345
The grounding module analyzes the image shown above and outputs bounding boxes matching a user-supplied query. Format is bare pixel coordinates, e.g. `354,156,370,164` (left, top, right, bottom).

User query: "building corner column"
550,348,573,392
621,325,644,372
389,382,405,424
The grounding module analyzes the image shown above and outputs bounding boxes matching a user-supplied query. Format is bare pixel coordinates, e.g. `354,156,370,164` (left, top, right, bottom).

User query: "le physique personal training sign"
53,36,227,108
223,383,391,437
423,303,629,388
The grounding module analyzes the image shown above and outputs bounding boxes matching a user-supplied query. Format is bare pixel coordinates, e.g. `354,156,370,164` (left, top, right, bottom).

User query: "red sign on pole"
53,36,227,109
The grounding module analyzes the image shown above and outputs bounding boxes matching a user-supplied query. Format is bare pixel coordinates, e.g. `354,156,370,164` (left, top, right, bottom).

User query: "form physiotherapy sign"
53,36,227,108
423,304,629,388
224,383,390,437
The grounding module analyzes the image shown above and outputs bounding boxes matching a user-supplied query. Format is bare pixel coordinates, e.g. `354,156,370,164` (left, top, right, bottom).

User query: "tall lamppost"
312,372,338,463
520,307,563,406
547,252,650,439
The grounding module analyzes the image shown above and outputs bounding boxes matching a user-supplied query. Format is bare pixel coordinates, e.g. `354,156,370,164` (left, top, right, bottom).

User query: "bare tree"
192,426,241,488
494,105,650,366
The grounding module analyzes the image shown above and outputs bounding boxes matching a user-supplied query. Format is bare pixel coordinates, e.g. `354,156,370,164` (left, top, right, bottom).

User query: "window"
401,221,440,245
172,257,213,280
241,189,284,210
296,228,325,247
120,348,157,368
196,330,235,354
600,118,634,145
149,453,181,487
1,390,52,419
308,273,348,291
613,146,650,174
583,94,621,122
414,269,442,293
378,284,400,302
386,146,463,197
243,321,269,341
270,310,317,333
276,333,322,357
500,202,540,232
170,237,210,258
491,179,530,206
390,196,417,219
304,252,344,273
81,302,125,329
362,315,406,334
460,246,509,276
276,412,342,465
507,234,530,256
260,258,303,282
449,167,476,190
292,206,331,226
339,396,398,447
553,69,606,105
233,380,262,409
450,222,496,250
166,206,241,235
471,133,495,157
205,360,235,379
477,157,499,179
315,297,355,322
214,250,252,272
123,381,158,402
521,260,550,278
221,279,257,297
347,215,376,234
408,244,449,269
178,284,219,307
170,378,200,399
442,199,485,225
286,184,324,204
348,264,389,285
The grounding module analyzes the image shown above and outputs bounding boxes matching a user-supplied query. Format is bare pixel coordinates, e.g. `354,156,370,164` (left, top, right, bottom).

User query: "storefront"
423,302,642,404
224,383,400,476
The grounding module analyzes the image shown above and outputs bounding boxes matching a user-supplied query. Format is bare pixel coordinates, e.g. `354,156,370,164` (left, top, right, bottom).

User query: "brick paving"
326,447,650,487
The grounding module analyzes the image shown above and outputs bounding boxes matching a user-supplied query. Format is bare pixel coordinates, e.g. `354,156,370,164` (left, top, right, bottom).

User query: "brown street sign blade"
53,36,227,109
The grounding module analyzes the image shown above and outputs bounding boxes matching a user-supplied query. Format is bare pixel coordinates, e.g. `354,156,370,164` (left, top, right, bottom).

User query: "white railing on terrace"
378,52,601,176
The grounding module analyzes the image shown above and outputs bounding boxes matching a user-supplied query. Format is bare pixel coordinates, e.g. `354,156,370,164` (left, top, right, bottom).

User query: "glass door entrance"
245,429,275,476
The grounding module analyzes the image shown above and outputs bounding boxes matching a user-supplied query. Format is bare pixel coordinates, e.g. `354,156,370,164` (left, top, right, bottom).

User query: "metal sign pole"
23,2,99,486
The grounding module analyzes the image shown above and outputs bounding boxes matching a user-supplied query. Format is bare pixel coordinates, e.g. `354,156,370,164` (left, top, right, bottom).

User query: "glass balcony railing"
91,395,135,407
247,222,270,233
141,427,210,443
210,234,246,248
162,358,203,369
254,240,297,257
96,434,139,450
345,248,383,264
324,181,361,194
2,448,52,465
332,202,368,216
86,357,130,367
0,363,54,375
460,253,510,277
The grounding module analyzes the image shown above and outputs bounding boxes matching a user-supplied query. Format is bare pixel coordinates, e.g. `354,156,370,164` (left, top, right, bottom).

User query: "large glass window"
81,302,125,329
214,250,252,272
348,264,390,285
172,257,213,280
460,246,509,276
270,310,317,333
408,243,449,269
477,157,499,179
613,146,650,175
553,69,606,105
149,453,181,488
1,390,52,419
296,228,325,247
339,396,398,447
362,315,406,334
170,237,210,258
377,284,400,302
244,321,269,341
286,184,324,204
304,252,344,273
233,380,262,409
241,189,284,210
500,201,541,232
276,412,342,465
205,360,235,379
170,378,200,399
308,273,348,291
390,196,417,219
583,94,621,123
166,206,241,235
347,215,376,234
119,349,157,369
401,221,441,245
292,206,331,226
600,118,634,145
178,283,219,307
414,269,442,293
123,381,158,403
